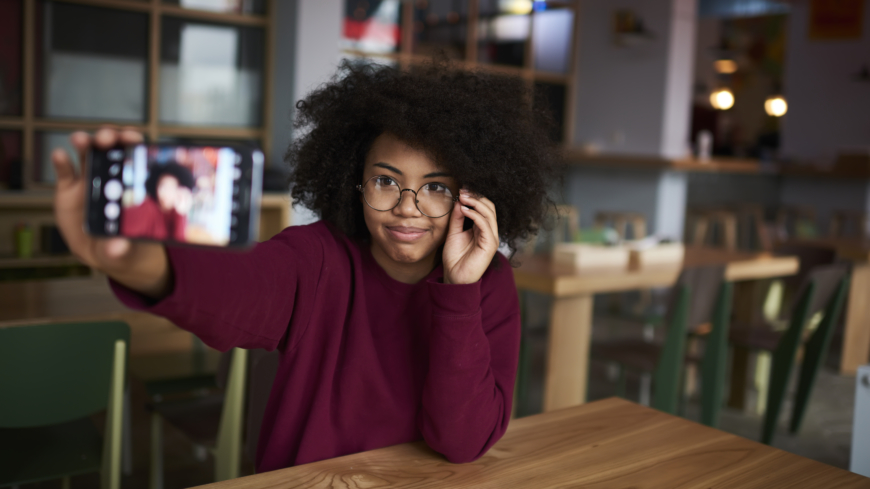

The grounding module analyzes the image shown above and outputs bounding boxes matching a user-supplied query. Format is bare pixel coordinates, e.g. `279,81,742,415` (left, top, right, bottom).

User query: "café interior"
0,0,869,487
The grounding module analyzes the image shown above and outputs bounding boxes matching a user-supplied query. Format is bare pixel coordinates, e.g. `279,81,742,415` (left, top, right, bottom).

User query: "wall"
780,1,870,161
572,0,695,158
275,0,344,226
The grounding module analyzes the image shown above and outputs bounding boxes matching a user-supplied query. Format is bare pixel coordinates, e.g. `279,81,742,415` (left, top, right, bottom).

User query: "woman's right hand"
53,128,172,299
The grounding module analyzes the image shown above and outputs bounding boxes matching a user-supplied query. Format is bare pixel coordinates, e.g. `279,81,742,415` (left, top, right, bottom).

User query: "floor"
16,302,861,489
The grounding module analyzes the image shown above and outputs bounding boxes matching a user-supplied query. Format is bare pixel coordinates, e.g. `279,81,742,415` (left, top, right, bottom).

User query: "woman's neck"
369,241,438,284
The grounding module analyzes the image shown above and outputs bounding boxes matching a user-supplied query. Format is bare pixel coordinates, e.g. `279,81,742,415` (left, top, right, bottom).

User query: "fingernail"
460,189,469,195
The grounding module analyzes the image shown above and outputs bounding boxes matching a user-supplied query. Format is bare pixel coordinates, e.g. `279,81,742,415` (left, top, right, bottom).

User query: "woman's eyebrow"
374,162,402,175
423,171,452,178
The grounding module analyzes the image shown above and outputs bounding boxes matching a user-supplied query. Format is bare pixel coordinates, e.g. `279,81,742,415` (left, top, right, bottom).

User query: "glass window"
0,130,22,188
535,81,566,142
478,0,530,68
163,0,266,15
0,0,23,116
35,1,149,122
342,0,403,54
532,4,573,74
413,0,468,60
34,130,78,184
160,17,265,127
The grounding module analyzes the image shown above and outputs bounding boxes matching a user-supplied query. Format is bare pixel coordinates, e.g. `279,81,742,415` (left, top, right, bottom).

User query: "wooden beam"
22,0,35,187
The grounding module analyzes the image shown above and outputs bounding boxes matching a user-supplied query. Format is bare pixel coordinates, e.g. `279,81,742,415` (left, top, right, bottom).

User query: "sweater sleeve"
110,223,325,352
417,258,521,463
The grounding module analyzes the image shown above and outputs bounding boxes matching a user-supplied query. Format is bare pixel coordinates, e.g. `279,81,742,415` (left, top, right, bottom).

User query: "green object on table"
15,224,33,259
0,321,129,489
574,227,618,245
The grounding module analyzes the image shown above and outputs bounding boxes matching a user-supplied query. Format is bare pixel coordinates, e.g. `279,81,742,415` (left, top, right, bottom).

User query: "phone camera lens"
104,180,123,201
105,221,119,234
104,202,121,220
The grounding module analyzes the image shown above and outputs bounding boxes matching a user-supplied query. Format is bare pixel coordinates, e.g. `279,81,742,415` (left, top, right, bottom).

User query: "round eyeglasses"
356,175,458,218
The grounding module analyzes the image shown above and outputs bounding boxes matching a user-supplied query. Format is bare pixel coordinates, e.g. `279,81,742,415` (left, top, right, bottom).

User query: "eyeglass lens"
362,176,454,217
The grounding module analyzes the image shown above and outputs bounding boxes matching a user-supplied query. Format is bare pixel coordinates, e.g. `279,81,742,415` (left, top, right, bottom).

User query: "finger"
460,205,497,248
459,194,498,237
119,128,144,145
103,237,131,259
52,148,77,188
447,200,466,236
460,192,496,217
70,131,92,176
93,127,120,149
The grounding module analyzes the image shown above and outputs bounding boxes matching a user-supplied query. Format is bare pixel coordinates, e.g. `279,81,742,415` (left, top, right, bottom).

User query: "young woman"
52,60,558,472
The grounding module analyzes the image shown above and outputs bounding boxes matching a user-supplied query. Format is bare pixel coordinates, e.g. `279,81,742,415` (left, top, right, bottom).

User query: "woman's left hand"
442,189,499,285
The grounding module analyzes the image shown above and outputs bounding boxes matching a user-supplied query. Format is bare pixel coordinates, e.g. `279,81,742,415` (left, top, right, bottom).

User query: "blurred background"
0,0,868,487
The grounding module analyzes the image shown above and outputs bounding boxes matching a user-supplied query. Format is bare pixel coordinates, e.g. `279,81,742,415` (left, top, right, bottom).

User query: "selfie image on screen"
119,145,235,245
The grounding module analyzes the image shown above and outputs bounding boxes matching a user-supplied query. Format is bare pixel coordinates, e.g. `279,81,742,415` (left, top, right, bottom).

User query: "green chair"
149,347,247,488
591,265,733,424
0,320,129,489
730,263,850,444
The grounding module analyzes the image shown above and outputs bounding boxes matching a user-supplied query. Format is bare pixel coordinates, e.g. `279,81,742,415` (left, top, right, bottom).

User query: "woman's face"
361,133,459,278
156,174,180,211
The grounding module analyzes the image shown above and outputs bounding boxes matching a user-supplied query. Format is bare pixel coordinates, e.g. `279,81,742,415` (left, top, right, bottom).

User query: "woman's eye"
374,176,396,186
424,183,448,193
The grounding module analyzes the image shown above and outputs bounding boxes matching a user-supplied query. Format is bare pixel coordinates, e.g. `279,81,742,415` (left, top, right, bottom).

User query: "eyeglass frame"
356,175,459,218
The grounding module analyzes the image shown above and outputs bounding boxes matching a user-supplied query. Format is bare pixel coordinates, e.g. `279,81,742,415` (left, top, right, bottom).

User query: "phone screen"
87,144,263,247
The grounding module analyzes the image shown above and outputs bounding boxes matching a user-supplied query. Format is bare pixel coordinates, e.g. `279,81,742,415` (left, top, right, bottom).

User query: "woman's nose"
394,189,422,216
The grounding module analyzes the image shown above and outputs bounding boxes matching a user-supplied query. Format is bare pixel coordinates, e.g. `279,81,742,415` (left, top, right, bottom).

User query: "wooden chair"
0,321,129,489
687,207,738,250
522,204,580,254
148,348,280,487
592,265,734,425
775,205,819,241
829,209,868,238
594,211,647,240
730,264,850,444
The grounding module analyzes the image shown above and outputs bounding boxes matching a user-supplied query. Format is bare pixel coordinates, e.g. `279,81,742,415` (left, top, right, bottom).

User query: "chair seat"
149,393,223,447
0,418,102,486
729,323,783,351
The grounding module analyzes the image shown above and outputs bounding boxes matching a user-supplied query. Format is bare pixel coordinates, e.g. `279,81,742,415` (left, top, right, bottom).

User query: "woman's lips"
386,226,428,242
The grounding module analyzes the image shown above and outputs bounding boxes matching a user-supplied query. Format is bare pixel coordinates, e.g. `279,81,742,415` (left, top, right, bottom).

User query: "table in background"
513,247,799,412
0,277,197,357
196,397,869,489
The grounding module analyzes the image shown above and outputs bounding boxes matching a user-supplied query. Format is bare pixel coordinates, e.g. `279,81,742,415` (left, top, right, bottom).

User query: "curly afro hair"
145,162,195,201
287,58,560,261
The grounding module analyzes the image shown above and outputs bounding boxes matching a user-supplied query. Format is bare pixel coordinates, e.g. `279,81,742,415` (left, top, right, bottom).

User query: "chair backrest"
653,265,727,414
773,243,837,297
214,348,280,468
662,264,727,332
788,263,850,320
0,321,130,428
244,350,280,466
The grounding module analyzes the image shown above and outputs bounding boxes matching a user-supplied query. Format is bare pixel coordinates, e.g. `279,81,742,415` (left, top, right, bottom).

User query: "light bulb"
714,59,738,74
710,89,734,110
764,96,787,117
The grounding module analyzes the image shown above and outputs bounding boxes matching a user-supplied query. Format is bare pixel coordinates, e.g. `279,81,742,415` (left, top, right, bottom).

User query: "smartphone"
86,144,263,248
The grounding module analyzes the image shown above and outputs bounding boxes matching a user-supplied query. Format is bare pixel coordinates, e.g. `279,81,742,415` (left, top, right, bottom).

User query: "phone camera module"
105,221,119,234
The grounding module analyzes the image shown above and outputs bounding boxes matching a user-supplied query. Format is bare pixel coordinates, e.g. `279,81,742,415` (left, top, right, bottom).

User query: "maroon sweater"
112,221,520,472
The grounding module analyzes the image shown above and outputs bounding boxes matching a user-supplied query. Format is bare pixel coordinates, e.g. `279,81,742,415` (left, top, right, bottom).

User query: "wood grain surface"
195,398,869,489
513,247,798,297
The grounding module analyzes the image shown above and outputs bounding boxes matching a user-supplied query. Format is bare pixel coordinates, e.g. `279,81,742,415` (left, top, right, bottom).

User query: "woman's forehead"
364,133,448,176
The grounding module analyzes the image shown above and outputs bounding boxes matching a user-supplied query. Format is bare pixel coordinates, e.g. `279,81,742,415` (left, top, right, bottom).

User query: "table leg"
543,294,593,412
840,263,870,376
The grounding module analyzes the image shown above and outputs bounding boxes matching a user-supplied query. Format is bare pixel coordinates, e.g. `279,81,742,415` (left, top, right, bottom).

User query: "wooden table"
783,238,870,376
196,397,869,489
512,247,799,412
0,277,194,356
